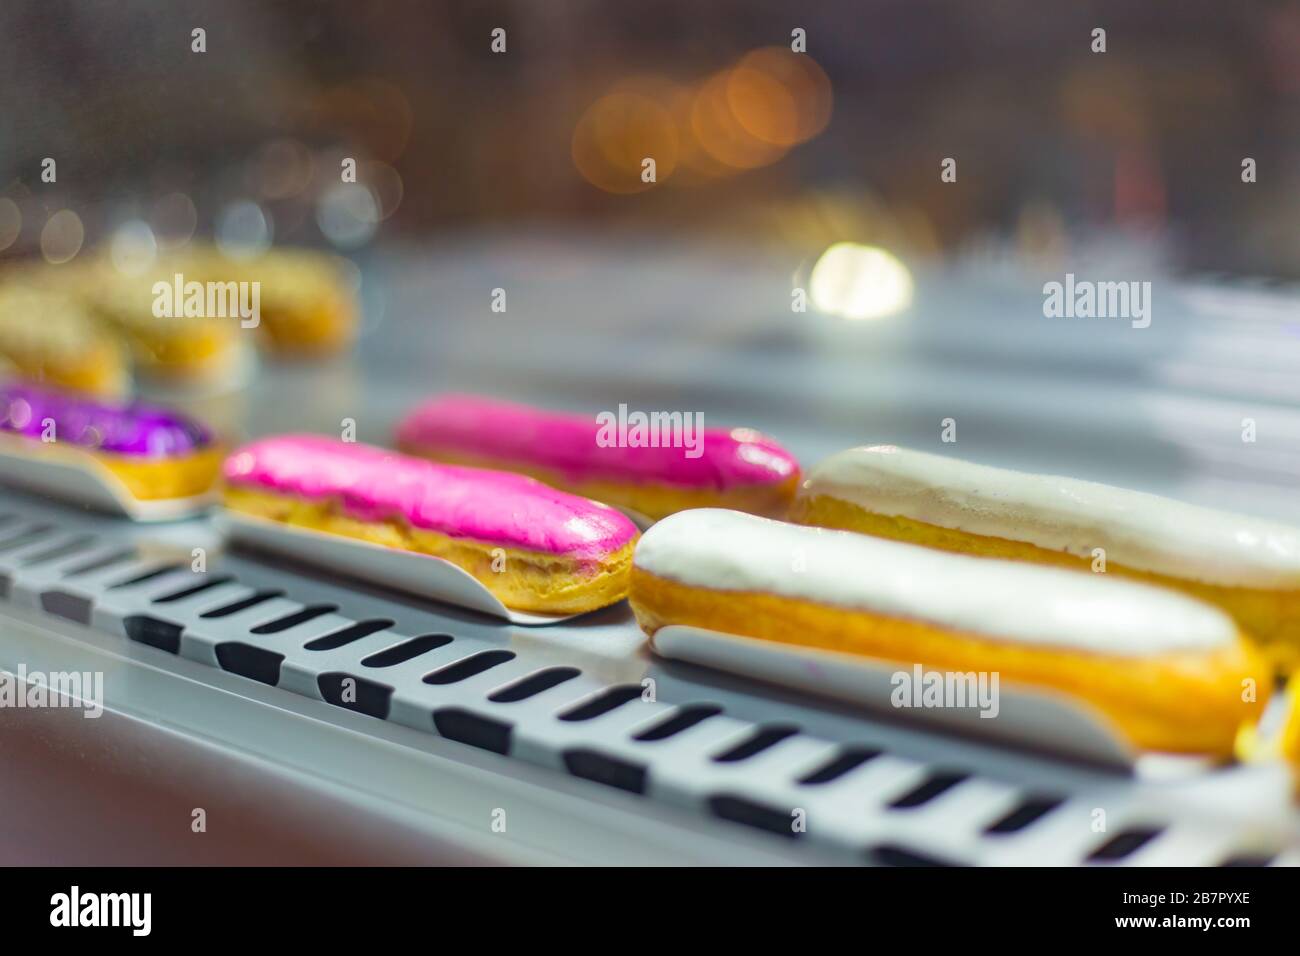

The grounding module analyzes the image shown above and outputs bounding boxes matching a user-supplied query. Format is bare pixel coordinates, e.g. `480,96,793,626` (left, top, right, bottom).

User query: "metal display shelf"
1,237,1299,865
1,493,1296,866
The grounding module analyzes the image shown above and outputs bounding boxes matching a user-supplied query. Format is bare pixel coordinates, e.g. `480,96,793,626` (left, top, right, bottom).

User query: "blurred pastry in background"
229,246,359,356
1,242,357,393
88,260,251,387
396,394,801,522
0,285,130,396
5,256,247,388
98,242,360,371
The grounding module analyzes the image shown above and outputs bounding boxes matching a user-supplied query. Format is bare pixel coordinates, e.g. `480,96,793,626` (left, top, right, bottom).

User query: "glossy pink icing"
223,434,638,565
396,395,800,489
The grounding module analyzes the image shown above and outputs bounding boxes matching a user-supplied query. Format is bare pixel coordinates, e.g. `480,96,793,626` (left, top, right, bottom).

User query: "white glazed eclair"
1277,680,1300,772
792,445,1300,669
629,509,1268,756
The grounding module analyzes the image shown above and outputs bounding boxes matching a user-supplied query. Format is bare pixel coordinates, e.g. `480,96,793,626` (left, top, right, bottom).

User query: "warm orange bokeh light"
691,69,787,170
572,90,680,194
572,50,832,189
731,47,832,146
726,65,801,146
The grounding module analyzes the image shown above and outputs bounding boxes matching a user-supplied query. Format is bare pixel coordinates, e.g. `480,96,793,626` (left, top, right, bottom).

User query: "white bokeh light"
809,242,914,321
216,200,273,259
316,183,380,249
109,219,158,274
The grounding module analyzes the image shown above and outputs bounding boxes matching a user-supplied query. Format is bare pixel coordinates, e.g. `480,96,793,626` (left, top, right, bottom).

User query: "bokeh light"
254,138,314,199
726,64,800,146
570,50,832,192
0,198,21,252
691,69,787,170
216,200,273,258
109,219,159,274
573,89,679,194
150,192,198,249
361,160,404,220
316,182,380,247
809,242,914,320
669,85,731,183
40,209,85,263
727,48,832,147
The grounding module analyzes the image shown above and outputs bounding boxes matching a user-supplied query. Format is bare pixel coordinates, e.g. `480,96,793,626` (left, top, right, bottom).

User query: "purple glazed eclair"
222,434,639,613
0,382,221,501
395,394,801,521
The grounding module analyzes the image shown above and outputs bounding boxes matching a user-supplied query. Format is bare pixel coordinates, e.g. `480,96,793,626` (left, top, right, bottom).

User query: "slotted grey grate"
1,491,1297,866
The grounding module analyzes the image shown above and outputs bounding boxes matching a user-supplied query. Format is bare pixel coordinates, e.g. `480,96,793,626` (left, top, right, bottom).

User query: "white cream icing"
800,445,1300,590
634,509,1236,655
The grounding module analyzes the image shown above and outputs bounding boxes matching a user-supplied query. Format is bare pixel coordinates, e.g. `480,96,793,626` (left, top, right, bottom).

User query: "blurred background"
1,0,1299,518
3,0,1299,269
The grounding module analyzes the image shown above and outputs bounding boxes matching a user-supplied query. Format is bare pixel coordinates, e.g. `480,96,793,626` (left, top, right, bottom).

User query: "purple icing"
0,383,211,458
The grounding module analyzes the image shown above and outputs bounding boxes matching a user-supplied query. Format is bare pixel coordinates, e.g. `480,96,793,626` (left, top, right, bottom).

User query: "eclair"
1281,681,1300,771
0,382,221,501
792,445,1300,668
232,246,359,356
222,435,638,613
396,394,801,521
9,243,358,383
630,509,1268,756
151,244,358,356
0,286,129,396
9,258,244,386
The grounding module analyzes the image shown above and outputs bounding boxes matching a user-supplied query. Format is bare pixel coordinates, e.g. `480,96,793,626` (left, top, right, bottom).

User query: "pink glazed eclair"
396,394,801,521
222,435,639,613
